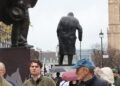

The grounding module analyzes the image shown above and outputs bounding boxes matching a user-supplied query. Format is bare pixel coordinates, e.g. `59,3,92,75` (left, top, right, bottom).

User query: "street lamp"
40,50,42,61
99,30,104,67
36,48,42,61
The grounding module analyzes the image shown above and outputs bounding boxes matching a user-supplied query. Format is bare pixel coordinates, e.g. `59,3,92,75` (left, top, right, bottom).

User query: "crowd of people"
54,58,120,86
0,58,120,86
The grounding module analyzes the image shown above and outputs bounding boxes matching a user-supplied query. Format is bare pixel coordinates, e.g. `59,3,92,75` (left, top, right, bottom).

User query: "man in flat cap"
72,58,111,86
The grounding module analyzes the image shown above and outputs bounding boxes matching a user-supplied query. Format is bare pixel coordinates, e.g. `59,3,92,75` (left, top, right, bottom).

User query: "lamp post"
36,48,42,61
99,30,104,67
40,50,42,61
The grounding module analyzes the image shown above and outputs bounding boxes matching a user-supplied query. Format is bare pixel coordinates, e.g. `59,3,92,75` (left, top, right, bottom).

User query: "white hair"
94,67,114,86
0,62,6,70
101,67,114,84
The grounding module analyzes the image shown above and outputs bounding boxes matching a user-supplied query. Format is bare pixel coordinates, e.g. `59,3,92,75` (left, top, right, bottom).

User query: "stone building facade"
108,0,120,50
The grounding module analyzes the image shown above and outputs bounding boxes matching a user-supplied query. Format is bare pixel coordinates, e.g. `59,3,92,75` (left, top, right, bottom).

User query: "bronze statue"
0,0,38,48
57,12,83,65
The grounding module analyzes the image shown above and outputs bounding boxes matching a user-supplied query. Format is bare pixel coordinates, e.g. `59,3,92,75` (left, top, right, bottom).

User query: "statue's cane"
80,41,82,59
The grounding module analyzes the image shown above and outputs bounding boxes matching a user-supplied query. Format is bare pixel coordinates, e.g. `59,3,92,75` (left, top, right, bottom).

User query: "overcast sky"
28,0,108,51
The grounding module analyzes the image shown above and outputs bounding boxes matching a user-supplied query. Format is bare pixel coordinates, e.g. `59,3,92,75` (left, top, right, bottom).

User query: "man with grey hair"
0,62,12,86
72,58,111,86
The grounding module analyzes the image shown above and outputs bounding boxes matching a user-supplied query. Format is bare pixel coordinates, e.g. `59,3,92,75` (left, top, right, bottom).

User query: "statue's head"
24,0,38,8
10,0,38,8
67,12,74,17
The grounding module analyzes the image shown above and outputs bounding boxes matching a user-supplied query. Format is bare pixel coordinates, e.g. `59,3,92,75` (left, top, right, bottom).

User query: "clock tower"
108,0,120,50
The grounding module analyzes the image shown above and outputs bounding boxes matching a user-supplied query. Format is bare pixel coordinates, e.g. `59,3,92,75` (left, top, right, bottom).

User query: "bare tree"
107,48,120,70
91,44,120,71
92,49,102,67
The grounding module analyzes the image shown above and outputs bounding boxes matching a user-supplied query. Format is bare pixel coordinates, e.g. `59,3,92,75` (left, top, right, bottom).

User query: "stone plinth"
0,48,39,86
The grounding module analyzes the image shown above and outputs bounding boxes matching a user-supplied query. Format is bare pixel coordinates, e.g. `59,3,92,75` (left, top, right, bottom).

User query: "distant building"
76,49,93,59
40,51,58,64
37,49,93,70
108,0,120,50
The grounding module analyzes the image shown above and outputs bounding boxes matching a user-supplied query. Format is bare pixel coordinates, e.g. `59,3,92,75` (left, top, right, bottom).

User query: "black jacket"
78,75,111,86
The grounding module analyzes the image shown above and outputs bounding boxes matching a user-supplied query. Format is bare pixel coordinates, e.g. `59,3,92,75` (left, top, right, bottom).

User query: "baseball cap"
71,58,95,69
